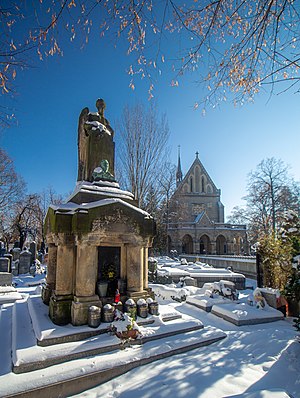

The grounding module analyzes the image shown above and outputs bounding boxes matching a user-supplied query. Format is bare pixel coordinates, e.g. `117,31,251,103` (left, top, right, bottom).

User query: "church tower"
176,146,183,187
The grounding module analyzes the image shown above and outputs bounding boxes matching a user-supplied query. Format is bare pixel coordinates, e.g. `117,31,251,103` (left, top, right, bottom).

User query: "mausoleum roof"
50,197,152,218
66,180,135,204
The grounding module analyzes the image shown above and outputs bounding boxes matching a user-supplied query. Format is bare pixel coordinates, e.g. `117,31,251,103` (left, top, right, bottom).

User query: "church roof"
194,211,212,225
175,152,219,194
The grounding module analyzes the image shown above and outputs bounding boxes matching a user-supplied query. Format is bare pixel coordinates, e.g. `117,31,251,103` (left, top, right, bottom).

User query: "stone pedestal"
49,293,73,326
41,284,53,305
71,295,102,326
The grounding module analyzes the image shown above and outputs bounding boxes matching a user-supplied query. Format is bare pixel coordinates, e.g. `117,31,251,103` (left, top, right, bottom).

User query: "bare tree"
0,148,25,212
0,148,26,247
116,102,170,209
2,1,300,124
228,157,300,244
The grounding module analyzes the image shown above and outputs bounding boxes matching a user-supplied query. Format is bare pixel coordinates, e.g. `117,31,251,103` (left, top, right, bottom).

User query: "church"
167,150,248,256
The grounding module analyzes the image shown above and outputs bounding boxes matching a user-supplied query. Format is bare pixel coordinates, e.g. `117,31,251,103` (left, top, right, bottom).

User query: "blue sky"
1,24,299,219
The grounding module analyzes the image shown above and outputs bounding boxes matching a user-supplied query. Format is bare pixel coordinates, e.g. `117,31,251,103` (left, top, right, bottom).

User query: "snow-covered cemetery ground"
0,257,299,398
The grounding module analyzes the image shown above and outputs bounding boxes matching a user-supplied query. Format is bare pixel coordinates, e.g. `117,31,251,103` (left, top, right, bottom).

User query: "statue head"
96,98,106,117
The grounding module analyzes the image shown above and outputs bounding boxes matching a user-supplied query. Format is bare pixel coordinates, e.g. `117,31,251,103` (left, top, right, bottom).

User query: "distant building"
167,150,248,255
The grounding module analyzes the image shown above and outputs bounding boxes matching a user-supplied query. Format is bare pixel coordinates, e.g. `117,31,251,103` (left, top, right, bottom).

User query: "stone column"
227,242,233,255
120,244,127,279
143,247,148,290
71,242,101,326
126,245,144,294
211,241,217,255
194,240,200,254
74,243,97,297
49,243,75,325
42,243,57,305
55,244,74,295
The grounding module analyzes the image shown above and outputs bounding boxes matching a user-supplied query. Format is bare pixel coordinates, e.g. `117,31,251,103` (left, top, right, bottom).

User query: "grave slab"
186,294,235,312
211,302,284,326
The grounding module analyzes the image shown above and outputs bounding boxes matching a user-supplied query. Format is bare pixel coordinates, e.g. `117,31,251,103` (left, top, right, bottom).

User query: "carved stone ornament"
91,209,138,233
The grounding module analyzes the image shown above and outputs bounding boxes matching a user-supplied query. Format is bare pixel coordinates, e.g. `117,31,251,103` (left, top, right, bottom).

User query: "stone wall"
180,254,257,279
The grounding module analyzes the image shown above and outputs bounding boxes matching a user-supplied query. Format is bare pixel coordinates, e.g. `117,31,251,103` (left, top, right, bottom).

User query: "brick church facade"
167,151,248,255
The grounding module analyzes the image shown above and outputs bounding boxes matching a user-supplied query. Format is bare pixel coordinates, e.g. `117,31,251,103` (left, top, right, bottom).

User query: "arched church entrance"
200,234,211,254
216,235,227,255
182,234,193,254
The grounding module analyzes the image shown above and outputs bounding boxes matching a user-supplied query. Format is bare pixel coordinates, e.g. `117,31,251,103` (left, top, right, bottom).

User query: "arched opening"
201,176,205,193
190,177,193,193
216,235,227,255
200,234,211,254
182,234,193,254
195,166,200,192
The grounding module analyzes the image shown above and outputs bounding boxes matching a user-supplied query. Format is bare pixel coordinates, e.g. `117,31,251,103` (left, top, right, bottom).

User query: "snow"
0,274,299,398
85,120,111,135
50,197,152,218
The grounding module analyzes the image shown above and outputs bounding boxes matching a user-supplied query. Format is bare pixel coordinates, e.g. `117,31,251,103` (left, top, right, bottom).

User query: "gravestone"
0,241,5,257
19,250,32,274
12,248,21,261
30,241,37,265
0,257,9,272
11,260,19,276
4,253,13,272
0,272,12,286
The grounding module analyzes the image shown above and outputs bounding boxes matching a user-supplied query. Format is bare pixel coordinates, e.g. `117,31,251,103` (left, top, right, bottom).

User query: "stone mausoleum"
168,149,248,255
42,99,156,326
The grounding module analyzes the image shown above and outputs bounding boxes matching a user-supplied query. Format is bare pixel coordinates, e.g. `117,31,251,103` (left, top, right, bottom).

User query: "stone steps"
12,300,204,373
0,303,13,376
2,297,227,398
6,326,226,398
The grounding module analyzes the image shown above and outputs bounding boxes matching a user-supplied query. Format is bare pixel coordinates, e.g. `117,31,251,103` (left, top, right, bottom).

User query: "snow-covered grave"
0,271,299,398
211,302,284,326
0,285,24,304
155,256,246,289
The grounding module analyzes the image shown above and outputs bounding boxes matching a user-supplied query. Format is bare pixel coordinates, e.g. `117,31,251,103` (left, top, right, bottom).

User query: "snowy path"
70,303,300,398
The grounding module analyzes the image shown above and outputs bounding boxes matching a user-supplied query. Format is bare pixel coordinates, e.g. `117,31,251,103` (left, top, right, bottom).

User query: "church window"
195,166,200,192
201,176,205,192
190,177,193,192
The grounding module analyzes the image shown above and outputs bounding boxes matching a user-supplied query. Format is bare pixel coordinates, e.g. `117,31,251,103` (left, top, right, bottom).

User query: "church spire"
176,145,183,187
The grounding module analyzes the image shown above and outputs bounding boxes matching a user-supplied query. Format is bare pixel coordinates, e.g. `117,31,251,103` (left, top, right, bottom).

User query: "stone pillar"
211,241,217,255
42,244,57,305
126,245,144,295
71,243,101,326
120,245,127,279
227,242,233,255
143,247,148,290
55,244,74,295
194,240,200,254
49,243,75,326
